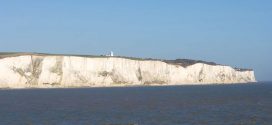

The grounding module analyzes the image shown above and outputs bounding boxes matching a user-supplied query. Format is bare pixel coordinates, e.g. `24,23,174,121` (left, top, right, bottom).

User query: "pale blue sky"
0,0,271,81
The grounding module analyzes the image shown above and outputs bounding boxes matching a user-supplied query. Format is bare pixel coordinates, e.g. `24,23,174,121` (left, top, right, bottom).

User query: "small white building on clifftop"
105,51,114,57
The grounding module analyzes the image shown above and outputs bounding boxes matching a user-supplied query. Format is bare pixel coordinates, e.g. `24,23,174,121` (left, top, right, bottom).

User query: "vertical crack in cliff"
12,56,44,85
30,56,44,85
49,57,63,85
198,66,205,82
136,67,143,82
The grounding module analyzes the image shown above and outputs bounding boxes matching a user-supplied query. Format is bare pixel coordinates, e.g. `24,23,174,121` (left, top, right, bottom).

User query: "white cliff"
0,53,256,88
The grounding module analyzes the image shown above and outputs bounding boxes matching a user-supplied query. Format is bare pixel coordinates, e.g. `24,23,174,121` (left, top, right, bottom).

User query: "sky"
0,0,271,81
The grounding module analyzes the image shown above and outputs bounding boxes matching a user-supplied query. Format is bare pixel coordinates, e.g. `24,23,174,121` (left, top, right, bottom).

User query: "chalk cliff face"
0,53,256,88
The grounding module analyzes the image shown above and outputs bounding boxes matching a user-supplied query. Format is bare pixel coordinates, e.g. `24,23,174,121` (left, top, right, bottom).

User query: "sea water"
0,82,271,125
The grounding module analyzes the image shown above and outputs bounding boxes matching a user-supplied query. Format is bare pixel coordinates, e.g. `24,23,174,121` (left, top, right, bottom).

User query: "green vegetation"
0,52,253,71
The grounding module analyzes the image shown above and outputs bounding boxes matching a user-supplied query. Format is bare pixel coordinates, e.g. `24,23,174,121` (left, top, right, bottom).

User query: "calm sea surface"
0,82,271,125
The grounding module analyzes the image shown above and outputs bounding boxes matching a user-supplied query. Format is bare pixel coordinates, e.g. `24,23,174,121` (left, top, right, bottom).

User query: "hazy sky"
0,0,271,81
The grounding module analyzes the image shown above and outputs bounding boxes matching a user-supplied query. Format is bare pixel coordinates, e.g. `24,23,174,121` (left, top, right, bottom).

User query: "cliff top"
0,52,253,71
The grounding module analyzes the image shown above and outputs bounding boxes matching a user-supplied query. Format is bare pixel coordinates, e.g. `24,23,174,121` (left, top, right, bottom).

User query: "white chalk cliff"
0,53,256,88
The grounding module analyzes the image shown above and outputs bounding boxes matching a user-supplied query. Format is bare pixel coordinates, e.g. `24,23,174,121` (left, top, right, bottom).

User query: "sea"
0,82,271,125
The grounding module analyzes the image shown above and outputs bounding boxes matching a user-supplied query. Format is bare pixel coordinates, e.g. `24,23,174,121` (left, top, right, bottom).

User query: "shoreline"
0,82,259,90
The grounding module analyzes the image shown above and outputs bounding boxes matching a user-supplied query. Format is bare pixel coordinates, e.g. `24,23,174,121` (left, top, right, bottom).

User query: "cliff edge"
0,53,256,88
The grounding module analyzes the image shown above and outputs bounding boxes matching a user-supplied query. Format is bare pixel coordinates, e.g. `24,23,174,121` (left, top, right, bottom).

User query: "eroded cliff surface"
0,53,256,88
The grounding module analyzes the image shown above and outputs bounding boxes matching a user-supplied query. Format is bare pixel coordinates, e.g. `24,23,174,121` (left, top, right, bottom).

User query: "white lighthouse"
105,51,114,57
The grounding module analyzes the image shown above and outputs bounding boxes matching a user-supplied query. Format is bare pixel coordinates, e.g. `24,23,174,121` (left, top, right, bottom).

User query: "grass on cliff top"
0,52,159,60
0,52,252,71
